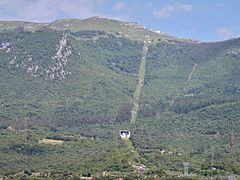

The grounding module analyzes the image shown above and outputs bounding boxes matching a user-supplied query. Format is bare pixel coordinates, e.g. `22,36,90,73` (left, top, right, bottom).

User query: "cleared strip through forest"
187,63,197,83
171,63,198,105
130,43,148,123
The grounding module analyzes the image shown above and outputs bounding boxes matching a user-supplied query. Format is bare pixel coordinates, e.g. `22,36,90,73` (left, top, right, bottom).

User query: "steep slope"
133,37,240,174
1,18,240,178
0,28,143,128
130,42,148,123
141,38,240,116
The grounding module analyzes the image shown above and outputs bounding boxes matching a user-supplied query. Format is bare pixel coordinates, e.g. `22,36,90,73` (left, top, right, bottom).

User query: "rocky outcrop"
6,34,72,80
45,34,72,80
0,41,12,52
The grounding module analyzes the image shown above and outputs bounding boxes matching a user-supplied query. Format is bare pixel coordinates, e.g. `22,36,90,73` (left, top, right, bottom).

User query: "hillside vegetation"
0,18,240,179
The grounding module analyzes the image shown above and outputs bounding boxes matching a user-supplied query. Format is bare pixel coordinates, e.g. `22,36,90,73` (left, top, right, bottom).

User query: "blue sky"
0,0,239,41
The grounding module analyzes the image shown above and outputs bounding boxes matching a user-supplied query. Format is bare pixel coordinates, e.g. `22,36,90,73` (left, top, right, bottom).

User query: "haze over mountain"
0,17,240,179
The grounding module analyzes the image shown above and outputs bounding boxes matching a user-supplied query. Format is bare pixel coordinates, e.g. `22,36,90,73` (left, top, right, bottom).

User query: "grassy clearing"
39,138,64,145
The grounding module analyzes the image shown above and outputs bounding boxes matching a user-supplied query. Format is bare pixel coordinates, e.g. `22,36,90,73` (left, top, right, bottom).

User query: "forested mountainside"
0,17,240,179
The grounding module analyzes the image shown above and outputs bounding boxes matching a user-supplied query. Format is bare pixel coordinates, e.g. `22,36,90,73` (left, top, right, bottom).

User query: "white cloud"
153,3,192,18
113,2,126,11
216,27,232,39
0,0,104,22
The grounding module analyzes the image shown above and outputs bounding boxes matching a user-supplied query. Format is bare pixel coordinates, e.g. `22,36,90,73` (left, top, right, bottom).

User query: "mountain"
0,16,198,42
0,17,240,179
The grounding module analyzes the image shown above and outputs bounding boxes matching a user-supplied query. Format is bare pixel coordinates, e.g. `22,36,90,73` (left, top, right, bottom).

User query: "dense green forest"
0,18,240,179
0,28,142,128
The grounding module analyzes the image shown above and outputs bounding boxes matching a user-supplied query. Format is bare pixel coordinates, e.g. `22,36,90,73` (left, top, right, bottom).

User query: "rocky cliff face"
4,33,72,80
47,34,72,80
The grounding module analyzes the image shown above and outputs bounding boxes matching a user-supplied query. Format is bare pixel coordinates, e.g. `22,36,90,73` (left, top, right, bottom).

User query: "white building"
119,130,130,139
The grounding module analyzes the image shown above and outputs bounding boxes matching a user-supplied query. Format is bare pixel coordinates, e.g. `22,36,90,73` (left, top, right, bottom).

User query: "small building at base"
119,130,130,139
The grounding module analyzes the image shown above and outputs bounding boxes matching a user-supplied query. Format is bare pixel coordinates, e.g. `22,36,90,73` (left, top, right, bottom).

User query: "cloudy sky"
0,0,239,41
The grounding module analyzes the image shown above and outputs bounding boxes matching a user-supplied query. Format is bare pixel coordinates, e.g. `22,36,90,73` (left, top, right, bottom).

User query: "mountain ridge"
0,18,240,178
0,17,200,43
